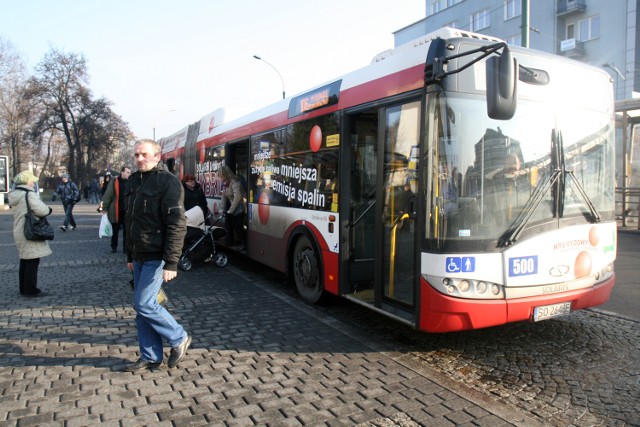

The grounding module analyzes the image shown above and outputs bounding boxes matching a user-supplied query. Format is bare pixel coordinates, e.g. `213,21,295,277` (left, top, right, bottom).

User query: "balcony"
557,0,586,17
559,38,585,58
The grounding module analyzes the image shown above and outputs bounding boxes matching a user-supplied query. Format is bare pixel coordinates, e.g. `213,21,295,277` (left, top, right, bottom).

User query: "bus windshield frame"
423,69,615,253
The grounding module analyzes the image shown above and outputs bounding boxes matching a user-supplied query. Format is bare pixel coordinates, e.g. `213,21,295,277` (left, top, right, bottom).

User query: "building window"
566,23,575,39
504,0,521,20
428,0,444,16
470,9,490,31
444,21,458,29
506,34,522,46
578,15,600,41
428,0,462,17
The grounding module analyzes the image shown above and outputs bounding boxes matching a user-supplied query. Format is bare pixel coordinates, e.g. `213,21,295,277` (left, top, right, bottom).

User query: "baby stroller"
178,207,228,271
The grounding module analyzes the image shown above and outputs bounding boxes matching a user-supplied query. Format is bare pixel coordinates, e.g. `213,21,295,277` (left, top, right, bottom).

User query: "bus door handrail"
347,199,376,229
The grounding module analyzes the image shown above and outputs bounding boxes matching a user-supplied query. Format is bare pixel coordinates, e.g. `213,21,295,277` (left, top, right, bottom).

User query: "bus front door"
379,101,420,316
345,101,419,323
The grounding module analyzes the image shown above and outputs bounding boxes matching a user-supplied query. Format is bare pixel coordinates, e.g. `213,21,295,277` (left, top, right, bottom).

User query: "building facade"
394,0,638,102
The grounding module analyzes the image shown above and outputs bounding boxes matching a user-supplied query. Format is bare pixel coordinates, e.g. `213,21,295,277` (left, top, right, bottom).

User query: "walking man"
55,173,80,231
101,166,131,252
89,178,100,204
123,139,190,371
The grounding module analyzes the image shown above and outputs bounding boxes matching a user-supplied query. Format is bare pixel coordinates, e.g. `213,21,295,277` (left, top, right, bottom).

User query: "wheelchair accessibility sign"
445,257,475,273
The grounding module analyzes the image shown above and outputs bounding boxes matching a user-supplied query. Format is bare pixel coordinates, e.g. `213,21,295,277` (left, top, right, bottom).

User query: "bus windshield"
425,92,615,252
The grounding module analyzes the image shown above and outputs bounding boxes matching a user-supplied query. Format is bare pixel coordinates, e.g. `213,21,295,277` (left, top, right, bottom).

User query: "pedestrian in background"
182,174,208,216
55,173,80,231
101,166,131,253
101,173,112,199
219,165,246,250
123,139,190,372
8,170,53,297
89,178,100,204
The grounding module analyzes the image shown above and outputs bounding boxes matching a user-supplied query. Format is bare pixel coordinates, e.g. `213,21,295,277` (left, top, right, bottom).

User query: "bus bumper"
419,274,616,333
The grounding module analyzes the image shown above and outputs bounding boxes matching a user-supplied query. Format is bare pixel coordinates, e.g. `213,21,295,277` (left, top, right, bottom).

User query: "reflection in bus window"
249,115,340,212
425,92,614,250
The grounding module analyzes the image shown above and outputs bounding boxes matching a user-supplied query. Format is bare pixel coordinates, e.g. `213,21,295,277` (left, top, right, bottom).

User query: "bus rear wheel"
292,235,323,303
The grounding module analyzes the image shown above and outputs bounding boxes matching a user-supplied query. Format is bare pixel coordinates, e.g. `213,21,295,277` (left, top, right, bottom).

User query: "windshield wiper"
565,170,602,223
499,130,601,247
556,130,601,223
498,169,561,247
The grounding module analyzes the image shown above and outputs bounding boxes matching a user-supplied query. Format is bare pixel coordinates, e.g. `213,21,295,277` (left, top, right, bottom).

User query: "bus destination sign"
288,80,342,118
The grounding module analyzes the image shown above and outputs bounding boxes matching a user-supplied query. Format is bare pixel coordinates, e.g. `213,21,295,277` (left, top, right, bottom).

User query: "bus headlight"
476,281,487,294
424,275,504,299
458,280,470,293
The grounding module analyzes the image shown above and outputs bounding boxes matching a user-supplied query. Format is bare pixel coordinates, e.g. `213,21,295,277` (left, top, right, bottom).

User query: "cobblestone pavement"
1,202,638,426
256,256,640,426
1,203,538,426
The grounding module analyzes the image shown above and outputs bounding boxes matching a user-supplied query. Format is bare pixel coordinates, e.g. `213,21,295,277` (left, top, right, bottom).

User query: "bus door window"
382,101,420,306
347,110,378,292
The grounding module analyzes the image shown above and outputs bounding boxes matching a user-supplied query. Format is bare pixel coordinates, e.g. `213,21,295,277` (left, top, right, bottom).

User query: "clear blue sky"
0,0,425,139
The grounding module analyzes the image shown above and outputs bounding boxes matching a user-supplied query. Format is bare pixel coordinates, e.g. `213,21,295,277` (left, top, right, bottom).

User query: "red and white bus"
159,27,616,332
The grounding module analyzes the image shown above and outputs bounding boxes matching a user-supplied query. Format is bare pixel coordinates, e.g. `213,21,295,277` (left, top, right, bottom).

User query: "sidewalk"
0,203,541,426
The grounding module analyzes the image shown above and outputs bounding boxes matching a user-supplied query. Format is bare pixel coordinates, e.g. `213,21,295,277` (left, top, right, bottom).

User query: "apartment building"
394,0,637,102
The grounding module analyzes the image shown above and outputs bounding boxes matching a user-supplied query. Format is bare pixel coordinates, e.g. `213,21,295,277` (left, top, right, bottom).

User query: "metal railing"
615,187,640,228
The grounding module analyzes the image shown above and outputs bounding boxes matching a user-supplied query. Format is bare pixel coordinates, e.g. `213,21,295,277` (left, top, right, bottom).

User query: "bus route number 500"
509,255,538,277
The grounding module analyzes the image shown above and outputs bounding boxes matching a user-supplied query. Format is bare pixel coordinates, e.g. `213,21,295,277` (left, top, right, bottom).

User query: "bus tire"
292,235,323,303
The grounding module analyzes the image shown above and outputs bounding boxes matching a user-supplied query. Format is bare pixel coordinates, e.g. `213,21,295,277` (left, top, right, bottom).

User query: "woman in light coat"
8,170,53,297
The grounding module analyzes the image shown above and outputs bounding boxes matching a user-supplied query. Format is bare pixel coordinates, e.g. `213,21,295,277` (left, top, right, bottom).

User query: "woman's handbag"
23,192,55,241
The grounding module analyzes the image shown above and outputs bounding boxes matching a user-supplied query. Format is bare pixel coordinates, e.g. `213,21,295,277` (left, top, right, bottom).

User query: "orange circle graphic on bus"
310,125,322,152
258,191,270,224
199,147,205,163
574,251,592,279
589,226,599,246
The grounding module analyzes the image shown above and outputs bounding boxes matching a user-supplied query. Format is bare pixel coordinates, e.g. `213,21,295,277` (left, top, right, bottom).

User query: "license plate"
533,302,571,321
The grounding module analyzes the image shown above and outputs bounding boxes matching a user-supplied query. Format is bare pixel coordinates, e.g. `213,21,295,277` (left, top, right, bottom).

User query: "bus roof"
163,27,508,146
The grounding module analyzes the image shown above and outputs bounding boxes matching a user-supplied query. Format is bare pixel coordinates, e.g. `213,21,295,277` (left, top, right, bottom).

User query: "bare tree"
78,96,130,182
30,47,130,186
30,48,89,181
0,37,34,178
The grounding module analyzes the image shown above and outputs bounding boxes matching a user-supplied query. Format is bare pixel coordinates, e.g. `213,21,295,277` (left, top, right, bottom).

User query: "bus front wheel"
292,235,323,303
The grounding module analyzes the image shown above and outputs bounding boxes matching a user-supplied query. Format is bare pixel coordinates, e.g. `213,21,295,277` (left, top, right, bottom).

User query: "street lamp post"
153,109,176,141
602,62,625,100
253,55,285,99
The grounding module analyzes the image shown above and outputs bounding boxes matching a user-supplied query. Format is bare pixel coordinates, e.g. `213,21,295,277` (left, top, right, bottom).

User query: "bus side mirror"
486,47,518,120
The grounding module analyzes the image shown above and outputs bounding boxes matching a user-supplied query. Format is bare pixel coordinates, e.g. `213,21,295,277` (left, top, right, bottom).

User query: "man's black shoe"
168,335,191,368
21,291,48,297
122,358,162,372
59,226,67,232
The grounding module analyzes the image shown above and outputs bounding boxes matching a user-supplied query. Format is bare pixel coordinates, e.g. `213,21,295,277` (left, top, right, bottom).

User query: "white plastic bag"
99,214,113,238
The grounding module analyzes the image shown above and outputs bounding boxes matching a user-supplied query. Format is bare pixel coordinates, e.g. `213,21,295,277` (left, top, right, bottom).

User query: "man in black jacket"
122,139,190,372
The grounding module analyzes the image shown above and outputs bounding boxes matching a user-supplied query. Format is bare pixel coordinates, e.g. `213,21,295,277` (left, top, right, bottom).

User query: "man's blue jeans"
62,202,76,228
132,260,186,362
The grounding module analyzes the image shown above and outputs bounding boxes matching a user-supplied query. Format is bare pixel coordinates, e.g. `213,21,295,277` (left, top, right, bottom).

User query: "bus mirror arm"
424,41,518,120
